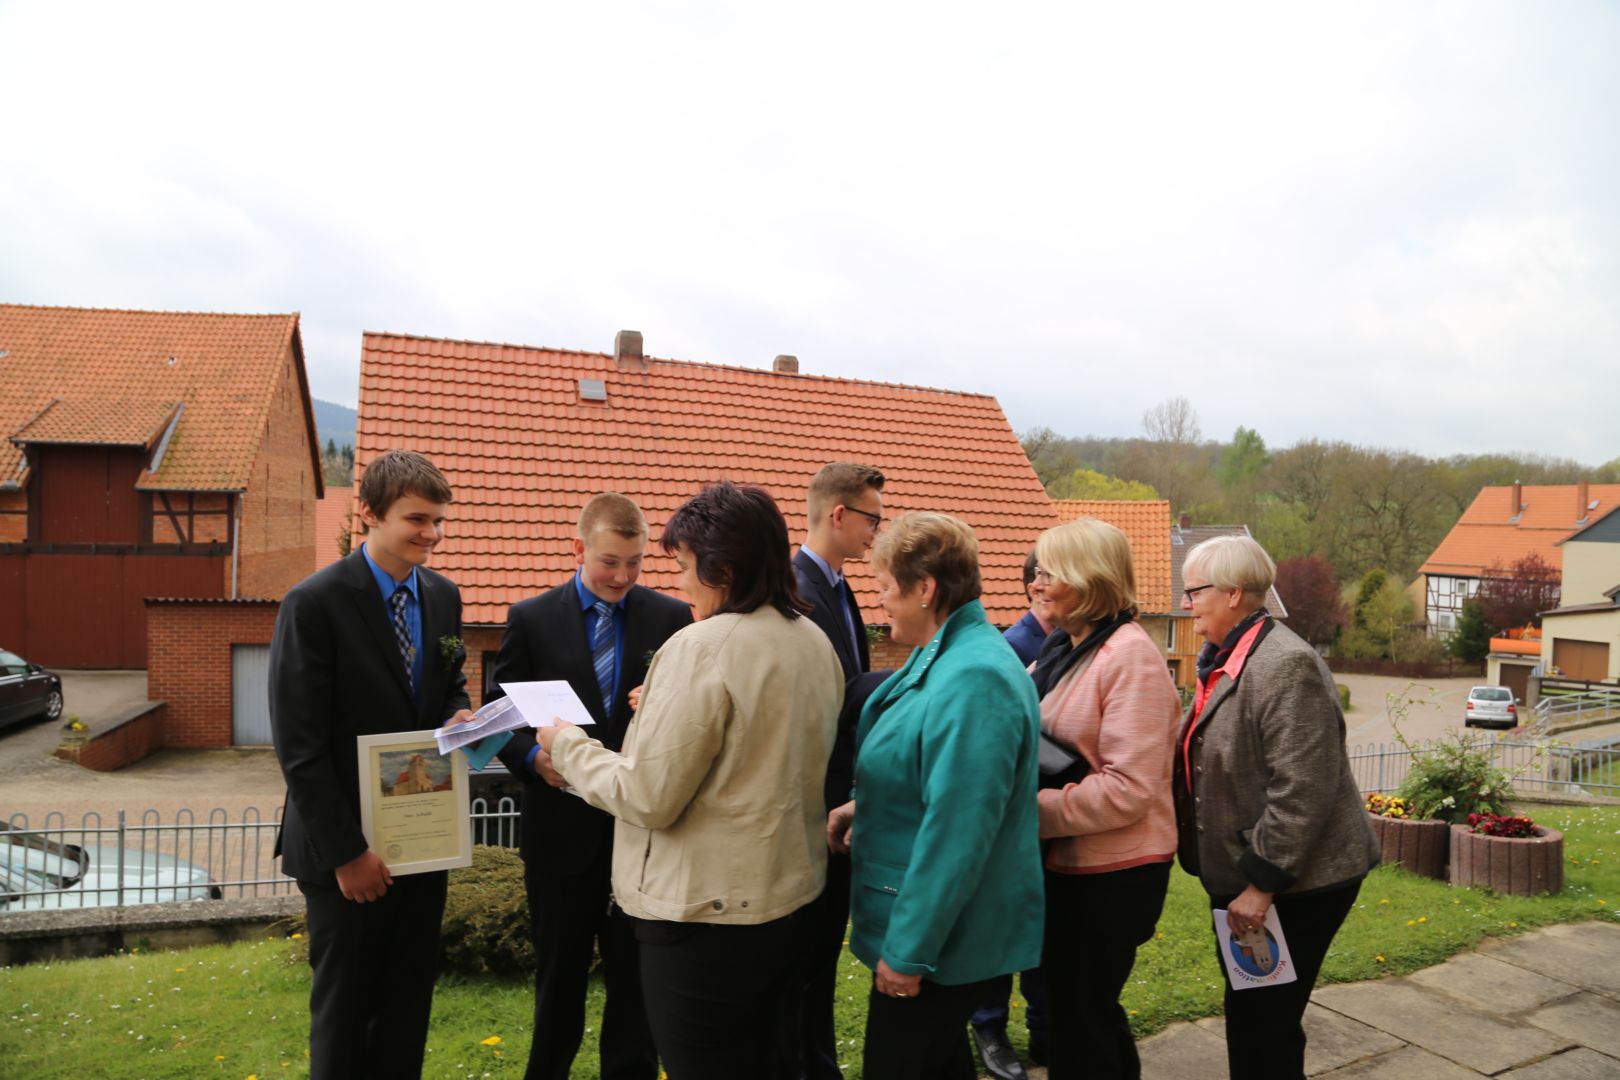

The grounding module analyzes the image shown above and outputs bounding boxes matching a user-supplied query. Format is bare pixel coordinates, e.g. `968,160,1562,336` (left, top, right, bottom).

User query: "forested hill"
1021,403,1620,585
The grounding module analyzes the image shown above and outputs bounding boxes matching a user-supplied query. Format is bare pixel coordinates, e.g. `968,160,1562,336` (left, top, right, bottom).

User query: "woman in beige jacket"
1032,518,1182,1080
538,481,844,1080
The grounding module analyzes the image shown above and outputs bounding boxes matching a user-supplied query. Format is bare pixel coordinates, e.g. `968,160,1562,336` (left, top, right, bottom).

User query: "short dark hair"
358,450,452,528
1022,548,1040,589
662,481,810,620
807,462,885,520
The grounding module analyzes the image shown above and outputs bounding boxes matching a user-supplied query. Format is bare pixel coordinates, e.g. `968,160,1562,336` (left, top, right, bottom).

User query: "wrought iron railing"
1,797,520,912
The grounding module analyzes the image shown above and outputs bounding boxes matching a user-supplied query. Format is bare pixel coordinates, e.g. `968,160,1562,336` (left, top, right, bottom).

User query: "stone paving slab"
1408,951,1581,1012
1498,1047,1620,1079
1312,978,1573,1074
1479,922,1620,997
1187,1003,1405,1075
1526,992,1620,1059
1136,1020,1230,1076
1316,1044,1485,1079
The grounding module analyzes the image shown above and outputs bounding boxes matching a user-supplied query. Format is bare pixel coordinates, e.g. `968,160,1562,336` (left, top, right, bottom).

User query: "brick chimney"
614,330,646,372
1577,480,1590,523
772,355,800,374
1511,480,1523,517
1179,513,1191,530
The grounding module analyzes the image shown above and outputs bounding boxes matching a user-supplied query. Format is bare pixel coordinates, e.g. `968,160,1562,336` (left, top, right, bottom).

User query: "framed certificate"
356,730,474,875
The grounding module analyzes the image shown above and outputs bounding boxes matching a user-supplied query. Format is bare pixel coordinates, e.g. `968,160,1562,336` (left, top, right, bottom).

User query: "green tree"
1020,426,1083,489
1340,569,1412,660
1048,468,1160,501
1218,426,1269,489
1449,599,1492,662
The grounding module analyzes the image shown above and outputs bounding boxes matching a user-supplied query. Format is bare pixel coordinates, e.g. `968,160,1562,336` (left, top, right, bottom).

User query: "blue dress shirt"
362,542,423,699
1002,609,1049,667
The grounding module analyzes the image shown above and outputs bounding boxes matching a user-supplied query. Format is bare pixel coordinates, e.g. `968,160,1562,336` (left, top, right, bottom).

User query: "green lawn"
4,803,1618,1080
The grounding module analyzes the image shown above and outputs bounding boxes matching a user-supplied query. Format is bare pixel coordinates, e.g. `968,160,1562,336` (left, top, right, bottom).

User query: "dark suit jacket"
793,547,874,810
270,550,471,885
491,579,693,872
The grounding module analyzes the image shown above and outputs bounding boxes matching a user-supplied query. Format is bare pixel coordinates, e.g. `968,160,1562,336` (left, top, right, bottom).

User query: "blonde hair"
577,492,648,542
1035,519,1137,631
871,511,981,617
1183,534,1276,599
807,462,885,521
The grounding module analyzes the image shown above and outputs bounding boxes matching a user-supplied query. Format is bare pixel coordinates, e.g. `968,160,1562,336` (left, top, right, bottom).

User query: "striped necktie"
390,585,416,693
592,600,616,713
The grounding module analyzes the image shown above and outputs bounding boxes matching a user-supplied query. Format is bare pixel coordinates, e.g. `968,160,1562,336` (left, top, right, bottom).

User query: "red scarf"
1182,617,1268,792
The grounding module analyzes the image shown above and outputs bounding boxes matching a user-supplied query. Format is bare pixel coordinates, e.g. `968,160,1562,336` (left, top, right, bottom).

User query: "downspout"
230,492,243,599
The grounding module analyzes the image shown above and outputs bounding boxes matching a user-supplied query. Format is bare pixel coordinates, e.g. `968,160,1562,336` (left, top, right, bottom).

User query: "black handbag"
1038,730,1090,790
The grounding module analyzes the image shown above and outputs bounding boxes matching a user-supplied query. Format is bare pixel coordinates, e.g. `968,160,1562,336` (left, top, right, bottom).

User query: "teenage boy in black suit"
492,492,693,1080
270,450,474,1079
782,461,884,1079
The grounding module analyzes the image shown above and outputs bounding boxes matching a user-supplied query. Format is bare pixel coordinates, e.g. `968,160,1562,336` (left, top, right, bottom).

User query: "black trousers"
862,975,996,1080
634,908,812,1080
300,870,447,1080
1209,881,1361,1080
523,846,656,1080
1042,861,1171,1080
774,850,852,1079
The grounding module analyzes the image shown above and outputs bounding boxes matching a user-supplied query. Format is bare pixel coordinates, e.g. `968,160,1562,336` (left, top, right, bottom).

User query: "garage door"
231,644,273,745
1553,639,1611,682
1499,662,1531,704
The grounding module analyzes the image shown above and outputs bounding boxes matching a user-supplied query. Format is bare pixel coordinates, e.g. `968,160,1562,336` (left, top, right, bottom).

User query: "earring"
921,602,928,609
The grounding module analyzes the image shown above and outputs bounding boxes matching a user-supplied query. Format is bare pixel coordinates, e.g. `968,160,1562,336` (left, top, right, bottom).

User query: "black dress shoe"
970,1022,1028,1080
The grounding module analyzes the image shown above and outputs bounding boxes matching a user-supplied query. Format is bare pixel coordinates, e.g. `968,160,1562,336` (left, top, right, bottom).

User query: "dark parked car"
0,649,63,732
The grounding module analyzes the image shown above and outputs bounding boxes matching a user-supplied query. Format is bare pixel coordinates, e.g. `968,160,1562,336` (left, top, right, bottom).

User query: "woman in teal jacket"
828,512,1044,1079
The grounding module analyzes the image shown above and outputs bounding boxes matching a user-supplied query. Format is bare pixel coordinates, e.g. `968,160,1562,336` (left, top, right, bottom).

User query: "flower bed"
1449,824,1564,896
1366,811,1449,881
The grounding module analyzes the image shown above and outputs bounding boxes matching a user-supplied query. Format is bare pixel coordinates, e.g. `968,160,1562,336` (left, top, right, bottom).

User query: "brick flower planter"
1366,813,1450,880
1448,824,1564,896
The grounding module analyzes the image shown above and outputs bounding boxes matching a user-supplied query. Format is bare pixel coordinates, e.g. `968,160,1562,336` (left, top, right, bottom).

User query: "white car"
1,830,220,911
1465,686,1519,730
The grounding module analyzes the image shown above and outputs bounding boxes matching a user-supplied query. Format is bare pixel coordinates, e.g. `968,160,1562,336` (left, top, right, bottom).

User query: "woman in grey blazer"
1172,535,1379,1079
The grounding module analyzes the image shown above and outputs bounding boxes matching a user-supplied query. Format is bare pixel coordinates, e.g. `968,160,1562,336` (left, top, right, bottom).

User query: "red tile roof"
356,332,1057,626
1050,499,1174,613
0,304,320,492
1419,485,1620,578
314,492,352,572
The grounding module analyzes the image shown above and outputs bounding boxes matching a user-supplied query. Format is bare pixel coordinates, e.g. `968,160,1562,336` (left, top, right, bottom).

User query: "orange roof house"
353,330,1057,635
1051,499,1173,613
314,492,351,571
0,304,322,667
1418,481,1620,637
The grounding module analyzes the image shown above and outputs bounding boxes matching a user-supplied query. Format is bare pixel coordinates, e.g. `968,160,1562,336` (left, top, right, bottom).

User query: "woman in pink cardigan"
1030,518,1181,1080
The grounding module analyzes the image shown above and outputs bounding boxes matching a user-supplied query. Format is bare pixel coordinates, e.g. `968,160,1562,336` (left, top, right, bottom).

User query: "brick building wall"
236,344,317,599
146,599,279,747
0,488,23,543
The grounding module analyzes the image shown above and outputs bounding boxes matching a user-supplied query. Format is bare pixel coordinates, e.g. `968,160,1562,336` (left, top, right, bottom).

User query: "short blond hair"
577,492,647,542
871,512,981,617
807,462,885,521
1183,534,1275,599
1035,519,1137,631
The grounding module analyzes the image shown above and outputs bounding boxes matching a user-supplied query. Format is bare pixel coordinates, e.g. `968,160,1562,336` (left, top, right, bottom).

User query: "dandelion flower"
1509,922,1518,929
480,1036,502,1046
1375,954,1385,962
1379,898,1389,905
1418,917,1427,923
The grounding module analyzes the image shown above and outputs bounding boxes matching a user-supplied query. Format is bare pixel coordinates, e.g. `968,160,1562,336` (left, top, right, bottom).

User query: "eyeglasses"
842,505,883,529
1182,584,1217,602
1032,566,1053,584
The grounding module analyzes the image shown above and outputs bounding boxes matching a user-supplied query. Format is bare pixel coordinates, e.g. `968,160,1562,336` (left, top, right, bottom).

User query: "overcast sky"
3,1,1616,463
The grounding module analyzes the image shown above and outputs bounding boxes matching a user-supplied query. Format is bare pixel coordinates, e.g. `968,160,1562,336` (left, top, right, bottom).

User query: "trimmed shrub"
1337,683,1351,711
274,845,533,977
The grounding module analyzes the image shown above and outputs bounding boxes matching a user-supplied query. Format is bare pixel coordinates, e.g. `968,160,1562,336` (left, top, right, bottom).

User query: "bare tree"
1142,397,1202,445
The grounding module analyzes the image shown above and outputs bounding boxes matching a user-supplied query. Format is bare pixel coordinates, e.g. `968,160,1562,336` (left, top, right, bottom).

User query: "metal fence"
1349,737,1620,800
1,797,520,912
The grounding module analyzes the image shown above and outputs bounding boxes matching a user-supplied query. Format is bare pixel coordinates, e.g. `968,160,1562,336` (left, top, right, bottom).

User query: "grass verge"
3,803,1616,1079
